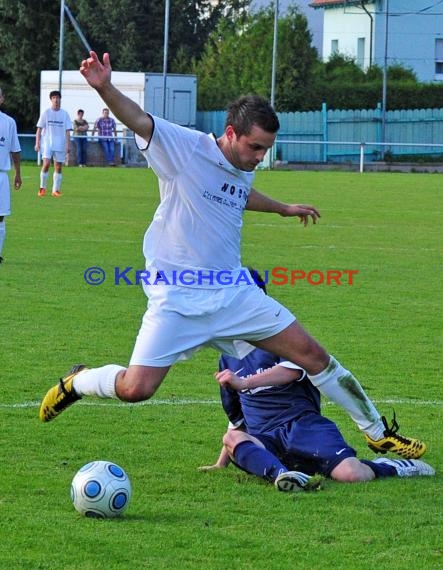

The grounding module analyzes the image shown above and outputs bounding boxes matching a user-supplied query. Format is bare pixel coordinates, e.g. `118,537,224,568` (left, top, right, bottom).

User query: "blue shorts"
252,413,356,476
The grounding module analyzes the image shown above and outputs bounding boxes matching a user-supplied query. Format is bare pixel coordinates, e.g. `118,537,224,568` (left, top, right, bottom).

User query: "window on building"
357,37,365,68
331,39,339,54
435,38,443,76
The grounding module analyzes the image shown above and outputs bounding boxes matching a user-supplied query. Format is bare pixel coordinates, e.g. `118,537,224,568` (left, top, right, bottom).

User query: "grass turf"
0,164,441,569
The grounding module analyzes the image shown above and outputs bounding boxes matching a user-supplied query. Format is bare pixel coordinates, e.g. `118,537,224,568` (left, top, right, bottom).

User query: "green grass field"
0,164,441,569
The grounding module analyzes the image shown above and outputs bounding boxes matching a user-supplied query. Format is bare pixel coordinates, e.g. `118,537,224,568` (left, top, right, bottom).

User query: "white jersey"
136,116,255,286
0,111,21,171
37,108,72,152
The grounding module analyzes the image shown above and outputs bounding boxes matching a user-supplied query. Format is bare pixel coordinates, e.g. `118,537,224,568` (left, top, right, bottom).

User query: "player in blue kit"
202,348,435,491
199,273,435,490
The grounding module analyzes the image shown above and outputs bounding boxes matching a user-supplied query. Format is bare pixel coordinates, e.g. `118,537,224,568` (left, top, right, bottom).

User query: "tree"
62,0,250,73
0,0,248,130
315,55,421,110
274,6,319,111
194,5,319,110
2,0,440,132
0,0,60,131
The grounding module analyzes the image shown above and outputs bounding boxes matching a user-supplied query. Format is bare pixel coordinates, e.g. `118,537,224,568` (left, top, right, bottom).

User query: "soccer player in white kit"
39,52,426,461
35,90,72,197
0,87,22,263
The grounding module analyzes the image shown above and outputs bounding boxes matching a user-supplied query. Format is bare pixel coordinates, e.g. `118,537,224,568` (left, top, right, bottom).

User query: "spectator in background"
35,90,72,197
92,107,117,166
0,86,22,262
72,109,89,167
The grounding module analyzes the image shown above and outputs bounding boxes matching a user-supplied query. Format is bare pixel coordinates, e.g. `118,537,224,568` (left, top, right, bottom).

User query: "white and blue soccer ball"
71,460,132,518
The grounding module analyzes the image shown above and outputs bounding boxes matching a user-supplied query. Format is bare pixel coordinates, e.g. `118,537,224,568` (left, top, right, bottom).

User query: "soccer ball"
71,460,132,518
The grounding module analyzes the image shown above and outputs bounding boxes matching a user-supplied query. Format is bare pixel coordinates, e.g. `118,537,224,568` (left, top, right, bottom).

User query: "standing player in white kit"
39,52,426,461
0,86,22,263
35,90,72,197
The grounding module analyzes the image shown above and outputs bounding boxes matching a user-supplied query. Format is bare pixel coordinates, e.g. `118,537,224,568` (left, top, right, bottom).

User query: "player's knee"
223,430,250,457
116,365,169,402
289,328,329,372
305,347,329,373
117,383,154,402
222,430,238,451
115,371,157,402
331,458,374,482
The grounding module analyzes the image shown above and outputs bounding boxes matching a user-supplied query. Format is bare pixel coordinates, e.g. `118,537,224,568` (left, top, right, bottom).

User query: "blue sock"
233,440,287,482
360,459,397,478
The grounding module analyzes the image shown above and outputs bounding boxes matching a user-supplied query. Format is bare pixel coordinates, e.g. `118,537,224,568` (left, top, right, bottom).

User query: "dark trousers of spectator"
75,137,88,166
100,139,115,165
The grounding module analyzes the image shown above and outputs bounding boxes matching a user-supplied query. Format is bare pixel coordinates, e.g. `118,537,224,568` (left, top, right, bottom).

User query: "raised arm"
246,188,320,227
80,51,153,143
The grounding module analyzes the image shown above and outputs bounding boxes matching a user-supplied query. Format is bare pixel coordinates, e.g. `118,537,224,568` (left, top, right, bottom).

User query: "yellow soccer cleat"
39,364,87,422
365,413,427,459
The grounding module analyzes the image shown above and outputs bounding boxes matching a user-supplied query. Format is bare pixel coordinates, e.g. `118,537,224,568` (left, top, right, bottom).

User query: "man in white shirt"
0,87,21,263
38,52,425,463
35,90,72,197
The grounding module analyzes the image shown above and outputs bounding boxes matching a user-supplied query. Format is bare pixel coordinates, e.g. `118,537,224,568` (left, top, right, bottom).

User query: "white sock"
308,356,385,440
40,171,49,188
0,220,5,256
73,364,126,399
53,172,62,191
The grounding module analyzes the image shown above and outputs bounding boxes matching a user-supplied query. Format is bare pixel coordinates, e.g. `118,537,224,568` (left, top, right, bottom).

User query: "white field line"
1,398,442,410
243,239,439,253
21,230,439,252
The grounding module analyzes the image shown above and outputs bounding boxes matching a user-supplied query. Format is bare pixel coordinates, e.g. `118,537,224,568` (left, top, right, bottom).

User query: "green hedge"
318,82,443,111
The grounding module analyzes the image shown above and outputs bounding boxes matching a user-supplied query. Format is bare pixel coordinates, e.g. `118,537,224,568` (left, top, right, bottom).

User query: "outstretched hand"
282,204,321,226
197,464,224,472
80,51,112,90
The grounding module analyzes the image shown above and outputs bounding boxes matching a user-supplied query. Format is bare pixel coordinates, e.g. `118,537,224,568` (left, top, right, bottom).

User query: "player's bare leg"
252,320,328,374
114,365,170,401
39,364,170,422
253,321,426,458
330,457,375,482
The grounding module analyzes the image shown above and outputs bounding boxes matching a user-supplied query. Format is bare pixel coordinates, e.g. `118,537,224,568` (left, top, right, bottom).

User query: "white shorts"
0,173,11,216
41,148,66,163
129,283,295,367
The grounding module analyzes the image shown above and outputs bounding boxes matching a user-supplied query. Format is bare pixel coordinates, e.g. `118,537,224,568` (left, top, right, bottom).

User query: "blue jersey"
219,348,321,435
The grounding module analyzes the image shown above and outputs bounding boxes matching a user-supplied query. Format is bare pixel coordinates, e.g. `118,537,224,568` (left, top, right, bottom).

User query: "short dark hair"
49,90,61,99
225,95,279,137
77,109,84,114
